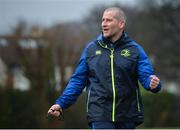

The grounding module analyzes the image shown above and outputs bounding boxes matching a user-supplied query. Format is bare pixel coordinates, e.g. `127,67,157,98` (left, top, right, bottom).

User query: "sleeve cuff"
55,99,65,110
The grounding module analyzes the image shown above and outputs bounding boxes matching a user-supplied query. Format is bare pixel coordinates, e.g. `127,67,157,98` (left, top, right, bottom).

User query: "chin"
103,34,111,39
103,34,109,38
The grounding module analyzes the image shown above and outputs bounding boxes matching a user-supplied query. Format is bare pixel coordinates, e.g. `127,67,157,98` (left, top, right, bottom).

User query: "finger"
48,108,55,114
151,80,159,85
54,104,63,113
150,75,159,79
153,77,159,83
48,109,52,114
150,80,159,85
50,108,55,112
150,75,157,80
150,75,154,80
150,80,157,86
150,76,159,85
150,84,156,89
152,78,159,83
47,104,62,117
52,104,61,111
150,83,157,88
54,111,61,117
150,81,159,89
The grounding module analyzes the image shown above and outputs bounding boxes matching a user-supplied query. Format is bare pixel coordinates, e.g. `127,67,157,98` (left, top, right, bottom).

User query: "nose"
102,20,107,28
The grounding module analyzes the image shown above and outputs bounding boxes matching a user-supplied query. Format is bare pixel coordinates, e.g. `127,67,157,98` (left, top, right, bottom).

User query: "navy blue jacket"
56,32,161,125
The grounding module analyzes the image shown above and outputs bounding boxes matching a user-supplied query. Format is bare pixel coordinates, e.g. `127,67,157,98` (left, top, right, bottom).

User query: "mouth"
103,28,109,33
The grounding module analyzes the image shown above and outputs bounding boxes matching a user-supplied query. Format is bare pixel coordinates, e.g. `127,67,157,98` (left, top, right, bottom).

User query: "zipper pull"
110,49,114,58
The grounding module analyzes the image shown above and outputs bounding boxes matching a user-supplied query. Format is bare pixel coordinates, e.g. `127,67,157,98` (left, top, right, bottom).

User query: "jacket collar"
96,31,132,47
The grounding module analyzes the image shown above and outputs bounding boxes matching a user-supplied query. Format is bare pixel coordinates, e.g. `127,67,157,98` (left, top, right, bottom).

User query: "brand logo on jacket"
95,50,102,55
121,49,130,57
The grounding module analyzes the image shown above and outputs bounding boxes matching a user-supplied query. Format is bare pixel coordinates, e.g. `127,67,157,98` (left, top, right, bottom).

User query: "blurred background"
0,0,180,128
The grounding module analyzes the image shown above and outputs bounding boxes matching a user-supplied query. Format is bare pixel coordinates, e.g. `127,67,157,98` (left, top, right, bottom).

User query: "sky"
0,0,137,35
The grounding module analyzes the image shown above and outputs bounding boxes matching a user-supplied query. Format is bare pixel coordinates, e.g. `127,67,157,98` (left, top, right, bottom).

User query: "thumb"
150,75,154,80
51,104,61,111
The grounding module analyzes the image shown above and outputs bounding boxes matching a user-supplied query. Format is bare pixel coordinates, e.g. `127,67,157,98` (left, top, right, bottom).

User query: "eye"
107,19,113,22
102,18,106,22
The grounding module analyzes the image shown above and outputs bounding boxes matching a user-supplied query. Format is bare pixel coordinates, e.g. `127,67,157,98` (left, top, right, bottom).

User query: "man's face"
101,11,123,40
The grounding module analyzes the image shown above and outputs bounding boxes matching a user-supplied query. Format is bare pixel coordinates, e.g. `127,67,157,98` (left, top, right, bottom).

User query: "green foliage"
0,89,39,128
142,91,180,128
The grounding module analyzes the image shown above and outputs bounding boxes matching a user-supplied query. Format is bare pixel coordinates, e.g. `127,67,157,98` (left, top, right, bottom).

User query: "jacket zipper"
97,41,116,122
110,49,116,122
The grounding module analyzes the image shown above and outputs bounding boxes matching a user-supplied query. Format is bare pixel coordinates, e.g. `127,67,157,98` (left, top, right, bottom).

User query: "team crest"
120,49,130,57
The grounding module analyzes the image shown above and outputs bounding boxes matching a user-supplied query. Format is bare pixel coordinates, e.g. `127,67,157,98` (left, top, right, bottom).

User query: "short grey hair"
104,7,127,22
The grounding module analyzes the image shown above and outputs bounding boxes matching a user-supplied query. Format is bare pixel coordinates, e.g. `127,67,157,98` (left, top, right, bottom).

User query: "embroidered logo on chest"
120,49,131,57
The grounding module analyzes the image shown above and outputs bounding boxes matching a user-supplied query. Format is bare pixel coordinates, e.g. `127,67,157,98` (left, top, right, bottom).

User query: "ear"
118,21,125,29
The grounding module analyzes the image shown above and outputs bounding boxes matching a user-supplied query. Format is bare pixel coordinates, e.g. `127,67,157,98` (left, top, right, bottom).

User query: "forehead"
102,11,116,19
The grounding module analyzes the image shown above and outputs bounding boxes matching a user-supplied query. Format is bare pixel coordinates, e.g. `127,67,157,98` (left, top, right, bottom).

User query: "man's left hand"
150,75,160,90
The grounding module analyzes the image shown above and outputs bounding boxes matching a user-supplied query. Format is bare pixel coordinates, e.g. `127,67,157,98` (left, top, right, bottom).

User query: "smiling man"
47,7,162,129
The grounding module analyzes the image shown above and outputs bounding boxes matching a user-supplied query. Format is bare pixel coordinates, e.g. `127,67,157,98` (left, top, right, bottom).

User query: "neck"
110,31,123,43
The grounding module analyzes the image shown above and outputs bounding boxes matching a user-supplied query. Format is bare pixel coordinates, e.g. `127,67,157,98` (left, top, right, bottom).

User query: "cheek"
111,23,119,30
101,22,104,28
111,25,119,32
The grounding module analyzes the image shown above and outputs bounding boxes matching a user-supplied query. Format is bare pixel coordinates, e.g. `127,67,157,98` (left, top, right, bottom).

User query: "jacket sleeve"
55,46,89,110
137,45,162,93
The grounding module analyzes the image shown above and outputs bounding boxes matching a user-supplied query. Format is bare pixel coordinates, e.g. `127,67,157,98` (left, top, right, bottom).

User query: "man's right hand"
47,104,63,117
